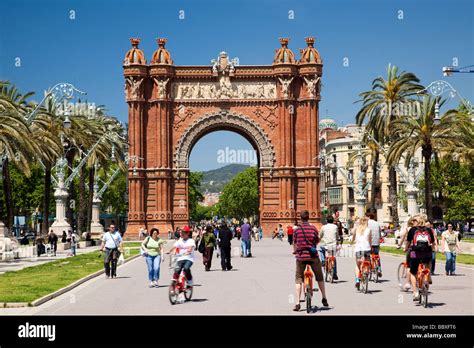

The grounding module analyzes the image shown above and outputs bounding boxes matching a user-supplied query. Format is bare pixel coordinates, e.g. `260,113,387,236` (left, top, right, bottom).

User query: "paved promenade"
1,239,472,315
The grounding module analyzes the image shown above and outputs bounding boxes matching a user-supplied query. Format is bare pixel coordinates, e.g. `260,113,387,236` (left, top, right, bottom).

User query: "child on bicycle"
170,226,195,287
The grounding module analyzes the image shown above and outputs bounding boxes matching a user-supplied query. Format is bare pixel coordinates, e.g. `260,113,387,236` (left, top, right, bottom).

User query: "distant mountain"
198,164,250,193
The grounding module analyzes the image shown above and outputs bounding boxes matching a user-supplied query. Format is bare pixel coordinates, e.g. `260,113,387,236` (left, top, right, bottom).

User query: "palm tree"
355,64,425,225
0,82,38,231
387,96,473,221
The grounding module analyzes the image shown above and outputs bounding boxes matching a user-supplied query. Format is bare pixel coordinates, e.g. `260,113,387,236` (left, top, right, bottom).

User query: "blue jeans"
174,259,193,281
445,252,456,274
319,246,337,276
241,239,250,257
70,245,76,256
431,251,437,273
145,255,161,281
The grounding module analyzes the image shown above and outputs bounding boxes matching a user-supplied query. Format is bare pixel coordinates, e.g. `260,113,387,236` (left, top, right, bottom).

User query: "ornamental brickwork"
124,37,323,238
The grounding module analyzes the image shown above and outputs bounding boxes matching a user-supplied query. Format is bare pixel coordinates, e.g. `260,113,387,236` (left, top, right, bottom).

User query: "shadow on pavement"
375,279,390,283
190,298,208,303
426,302,446,308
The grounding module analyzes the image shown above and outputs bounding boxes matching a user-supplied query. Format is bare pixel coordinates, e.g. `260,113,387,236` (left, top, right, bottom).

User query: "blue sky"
1,0,472,171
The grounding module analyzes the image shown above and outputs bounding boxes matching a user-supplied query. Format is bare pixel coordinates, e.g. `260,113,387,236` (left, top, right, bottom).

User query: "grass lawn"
380,246,474,265
122,241,142,248
0,248,139,304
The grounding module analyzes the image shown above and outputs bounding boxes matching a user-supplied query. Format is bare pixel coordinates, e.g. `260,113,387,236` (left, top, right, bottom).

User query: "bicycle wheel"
184,285,193,301
422,279,429,308
168,283,178,305
397,263,407,291
306,286,312,313
330,263,336,284
363,273,369,294
374,265,379,283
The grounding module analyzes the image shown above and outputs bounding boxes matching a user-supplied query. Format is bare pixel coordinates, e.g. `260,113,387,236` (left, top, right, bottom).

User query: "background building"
319,118,422,228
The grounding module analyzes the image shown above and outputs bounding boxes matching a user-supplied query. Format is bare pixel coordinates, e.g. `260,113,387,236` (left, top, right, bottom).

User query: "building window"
348,145,353,150
348,187,354,203
328,187,342,204
349,207,355,218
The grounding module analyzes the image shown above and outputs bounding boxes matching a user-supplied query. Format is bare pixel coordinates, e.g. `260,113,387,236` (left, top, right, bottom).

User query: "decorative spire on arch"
273,38,296,64
124,38,146,65
151,38,174,65
299,37,321,64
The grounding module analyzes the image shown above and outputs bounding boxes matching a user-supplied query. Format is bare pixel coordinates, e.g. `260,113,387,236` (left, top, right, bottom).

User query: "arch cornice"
174,110,276,169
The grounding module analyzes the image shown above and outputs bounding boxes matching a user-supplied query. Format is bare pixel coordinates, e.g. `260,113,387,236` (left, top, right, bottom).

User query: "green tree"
356,65,424,225
188,172,204,220
387,96,473,221
429,157,473,222
218,166,258,220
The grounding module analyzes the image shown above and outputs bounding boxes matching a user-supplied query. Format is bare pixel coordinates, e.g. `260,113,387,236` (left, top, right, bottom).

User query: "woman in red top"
287,225,294,245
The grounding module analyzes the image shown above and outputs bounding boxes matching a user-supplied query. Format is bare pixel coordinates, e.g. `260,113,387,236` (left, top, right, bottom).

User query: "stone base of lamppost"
355,198,366,218
405,186,419,218
50,220,72,237
0,221,14,261
90,199,104,240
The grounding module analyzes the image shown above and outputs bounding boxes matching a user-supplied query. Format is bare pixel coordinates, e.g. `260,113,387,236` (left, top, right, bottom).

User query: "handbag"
140,236,150,256
198,238,205,254
117,253,125,266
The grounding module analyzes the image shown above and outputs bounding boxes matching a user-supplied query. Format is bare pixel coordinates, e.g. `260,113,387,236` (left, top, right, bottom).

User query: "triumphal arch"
123,37,323,238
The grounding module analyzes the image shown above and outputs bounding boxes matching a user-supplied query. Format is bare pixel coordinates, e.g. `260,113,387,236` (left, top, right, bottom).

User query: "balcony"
326,179,343,187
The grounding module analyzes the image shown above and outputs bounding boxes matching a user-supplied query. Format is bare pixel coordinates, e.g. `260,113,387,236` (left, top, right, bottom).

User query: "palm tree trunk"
370,150,379,211
388,166,399,227
423,147,433,222
2,158,14,233
41,162,52,236
86,166,95,235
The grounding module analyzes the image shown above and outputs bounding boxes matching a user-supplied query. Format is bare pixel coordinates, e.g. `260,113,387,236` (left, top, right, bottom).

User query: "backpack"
412,227,432,252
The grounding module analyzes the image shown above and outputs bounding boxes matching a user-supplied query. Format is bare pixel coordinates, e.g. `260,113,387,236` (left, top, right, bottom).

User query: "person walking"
253,225,259,242
61,231,67,243
319,216,339,280
240,219,251,257
441,223,462,276
367,212,382,278
287,225,294,245
218,223,233,271
47,230,58,256
292,210,329,311
141,228,166,287
350,216,372,290
202,226,217,271
99,224,124,279
258,226,263,240
167,229,172,240
67,230,77,256
277,224,284,241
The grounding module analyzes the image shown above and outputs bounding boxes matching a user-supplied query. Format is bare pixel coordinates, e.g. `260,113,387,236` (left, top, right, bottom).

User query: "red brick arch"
124,40,323,238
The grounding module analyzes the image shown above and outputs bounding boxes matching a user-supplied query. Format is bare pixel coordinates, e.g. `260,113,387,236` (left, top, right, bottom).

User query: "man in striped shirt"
292,210,329,311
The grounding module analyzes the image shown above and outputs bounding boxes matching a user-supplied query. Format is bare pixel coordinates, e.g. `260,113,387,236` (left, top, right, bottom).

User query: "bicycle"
358,259,370,294
397,261,410,291
168,255,193,305
416,263,430,308
303,264,314,313
369,253,380,283
324,253,336,283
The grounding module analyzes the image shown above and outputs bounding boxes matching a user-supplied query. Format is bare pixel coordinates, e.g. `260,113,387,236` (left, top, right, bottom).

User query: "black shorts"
355,250,370,260
409,256,432,276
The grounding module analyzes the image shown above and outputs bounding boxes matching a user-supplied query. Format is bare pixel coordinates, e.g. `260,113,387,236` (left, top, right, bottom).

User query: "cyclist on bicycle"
292,210,329,311
350,216,371,290
319,215,340,280
367,211,382,278
404,214,437,301
170,226,196,287
398,216,416,291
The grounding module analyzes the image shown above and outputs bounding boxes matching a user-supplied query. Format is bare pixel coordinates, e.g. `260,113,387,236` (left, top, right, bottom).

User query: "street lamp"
442,65,474,76
420,80,473,125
